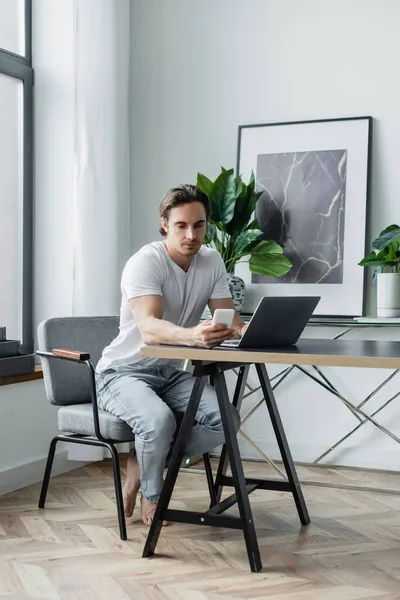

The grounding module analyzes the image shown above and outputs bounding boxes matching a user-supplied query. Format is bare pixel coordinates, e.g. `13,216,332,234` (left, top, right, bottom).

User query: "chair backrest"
37,316,119,406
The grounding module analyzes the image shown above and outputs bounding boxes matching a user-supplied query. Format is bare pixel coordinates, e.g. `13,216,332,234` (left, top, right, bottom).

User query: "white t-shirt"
96,241,230,372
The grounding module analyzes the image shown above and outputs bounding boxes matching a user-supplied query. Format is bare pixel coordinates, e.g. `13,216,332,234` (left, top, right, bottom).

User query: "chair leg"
203,452,217,506
105,443,127,541
38,437,59,508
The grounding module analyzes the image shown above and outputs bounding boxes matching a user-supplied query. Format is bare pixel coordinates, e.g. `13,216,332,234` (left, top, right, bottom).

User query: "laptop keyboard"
220,339,241,347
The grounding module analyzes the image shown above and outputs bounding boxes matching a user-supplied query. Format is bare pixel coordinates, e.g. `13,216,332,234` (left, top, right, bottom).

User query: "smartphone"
212,308,234,328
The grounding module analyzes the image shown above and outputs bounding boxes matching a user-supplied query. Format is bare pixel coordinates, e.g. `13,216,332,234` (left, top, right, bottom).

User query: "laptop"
219,296,321,349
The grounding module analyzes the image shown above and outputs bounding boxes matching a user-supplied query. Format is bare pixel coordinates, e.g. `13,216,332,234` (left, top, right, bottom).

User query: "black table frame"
142,360,309,573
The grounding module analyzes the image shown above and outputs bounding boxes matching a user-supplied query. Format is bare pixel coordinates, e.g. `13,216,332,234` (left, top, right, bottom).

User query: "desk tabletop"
140,338,400,369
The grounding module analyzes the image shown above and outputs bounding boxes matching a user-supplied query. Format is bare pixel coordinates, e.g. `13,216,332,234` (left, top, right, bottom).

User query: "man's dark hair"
159,184,209,236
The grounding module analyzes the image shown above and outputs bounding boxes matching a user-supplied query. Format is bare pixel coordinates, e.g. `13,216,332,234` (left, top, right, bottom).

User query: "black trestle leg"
203,452,217,506
143,366,207,558
213,367,262,573
255,363,310,526
214,365,249,505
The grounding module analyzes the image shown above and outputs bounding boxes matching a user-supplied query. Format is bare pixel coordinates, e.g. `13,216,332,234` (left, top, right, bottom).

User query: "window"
0,0,33,353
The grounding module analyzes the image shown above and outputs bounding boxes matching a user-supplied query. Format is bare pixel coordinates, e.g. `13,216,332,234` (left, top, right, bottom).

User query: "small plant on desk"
359,224,400,317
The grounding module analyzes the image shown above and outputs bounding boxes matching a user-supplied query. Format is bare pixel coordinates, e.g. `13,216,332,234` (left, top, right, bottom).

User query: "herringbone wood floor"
1,458,400,599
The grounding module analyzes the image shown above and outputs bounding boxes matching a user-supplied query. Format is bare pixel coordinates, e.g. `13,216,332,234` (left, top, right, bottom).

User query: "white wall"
130,0,400,469
33,0,74,330
0,1,77,495
0,380,80,495
34,0,132,324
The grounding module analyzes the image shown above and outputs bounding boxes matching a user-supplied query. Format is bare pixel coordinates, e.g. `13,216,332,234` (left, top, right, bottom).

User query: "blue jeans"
95,365,241,502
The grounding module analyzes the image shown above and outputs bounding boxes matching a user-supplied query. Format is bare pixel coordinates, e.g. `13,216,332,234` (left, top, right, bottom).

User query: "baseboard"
0,451,87,496
236,438,400,472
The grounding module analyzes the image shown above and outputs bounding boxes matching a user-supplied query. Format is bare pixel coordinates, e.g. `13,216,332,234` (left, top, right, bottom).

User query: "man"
96,184,247,526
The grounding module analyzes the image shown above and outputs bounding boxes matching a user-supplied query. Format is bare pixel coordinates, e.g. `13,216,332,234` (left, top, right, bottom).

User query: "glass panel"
0,73,23,341
0,0,25,56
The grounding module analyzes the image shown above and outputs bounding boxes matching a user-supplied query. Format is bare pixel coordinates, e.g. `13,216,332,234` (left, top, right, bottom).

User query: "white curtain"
72,0,131,316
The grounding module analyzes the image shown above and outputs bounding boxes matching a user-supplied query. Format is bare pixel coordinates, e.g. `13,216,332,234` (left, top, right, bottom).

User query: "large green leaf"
372,224,400,252
250,240,284,256
233,229,263,256
226,188,248,235
358,253,386,267
205,222,217,245
359,248,400,268
247,217,260,230
211,220,227,232
234,176,244,198
249,241,292,277
209,169,236,223
226,173,262,235
249,254,292,277
205,222,225,254
196,173,213,197
386,243,398,262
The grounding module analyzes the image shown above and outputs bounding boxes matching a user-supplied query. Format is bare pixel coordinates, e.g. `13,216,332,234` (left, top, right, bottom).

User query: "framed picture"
235,116,372,317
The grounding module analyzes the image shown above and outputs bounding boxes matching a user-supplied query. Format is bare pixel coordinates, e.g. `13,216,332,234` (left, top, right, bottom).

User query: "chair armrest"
53,348,90,361
37,349,90,363
36,349,108,442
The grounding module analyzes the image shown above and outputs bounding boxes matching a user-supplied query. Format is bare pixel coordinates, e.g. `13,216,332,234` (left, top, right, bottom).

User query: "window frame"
0,0,33,353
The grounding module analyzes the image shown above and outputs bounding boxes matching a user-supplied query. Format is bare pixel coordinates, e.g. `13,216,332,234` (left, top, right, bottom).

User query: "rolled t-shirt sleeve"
209,253,231,299
121,250,164,300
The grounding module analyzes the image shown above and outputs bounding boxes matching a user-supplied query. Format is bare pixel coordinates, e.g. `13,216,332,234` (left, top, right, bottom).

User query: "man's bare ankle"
140,495,168,526
122,454,141,518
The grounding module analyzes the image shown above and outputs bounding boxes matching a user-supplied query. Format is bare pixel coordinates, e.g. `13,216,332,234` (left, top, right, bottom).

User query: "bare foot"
123,453,141,518
140,495,169,527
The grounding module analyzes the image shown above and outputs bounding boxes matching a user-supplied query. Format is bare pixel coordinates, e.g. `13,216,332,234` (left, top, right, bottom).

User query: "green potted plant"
196,167,292,311
359,224,400,317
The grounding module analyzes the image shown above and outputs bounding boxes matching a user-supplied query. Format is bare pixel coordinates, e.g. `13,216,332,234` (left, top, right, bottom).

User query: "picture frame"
235,116,372,317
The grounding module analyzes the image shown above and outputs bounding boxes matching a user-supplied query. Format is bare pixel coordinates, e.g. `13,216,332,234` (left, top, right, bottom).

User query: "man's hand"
239,323,248,338
190,320,235,348
208,298,247,340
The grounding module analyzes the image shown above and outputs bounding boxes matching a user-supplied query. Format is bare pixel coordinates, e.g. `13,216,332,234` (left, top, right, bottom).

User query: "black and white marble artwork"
253,149,347,284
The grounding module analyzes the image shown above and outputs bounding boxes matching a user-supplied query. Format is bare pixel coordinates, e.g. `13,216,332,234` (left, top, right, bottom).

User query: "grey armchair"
37,316,134,540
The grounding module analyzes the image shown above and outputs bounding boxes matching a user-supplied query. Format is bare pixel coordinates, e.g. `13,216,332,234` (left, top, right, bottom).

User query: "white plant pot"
377,272,400,317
